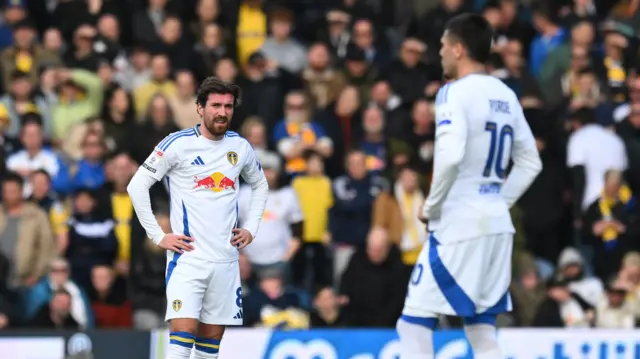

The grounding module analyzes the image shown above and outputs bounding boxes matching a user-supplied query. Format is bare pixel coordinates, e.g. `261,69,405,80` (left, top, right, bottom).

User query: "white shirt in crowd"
238,185,303,266
567,124,627,210
7,149,60,197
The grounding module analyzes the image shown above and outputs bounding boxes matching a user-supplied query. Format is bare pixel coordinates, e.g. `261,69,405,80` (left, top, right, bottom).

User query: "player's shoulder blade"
156,128,198,152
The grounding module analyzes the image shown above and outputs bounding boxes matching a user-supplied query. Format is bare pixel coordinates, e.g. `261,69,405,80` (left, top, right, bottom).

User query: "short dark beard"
205,115,230,137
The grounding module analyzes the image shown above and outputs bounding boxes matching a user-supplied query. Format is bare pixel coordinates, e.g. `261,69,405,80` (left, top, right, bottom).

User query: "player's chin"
212,123,229,134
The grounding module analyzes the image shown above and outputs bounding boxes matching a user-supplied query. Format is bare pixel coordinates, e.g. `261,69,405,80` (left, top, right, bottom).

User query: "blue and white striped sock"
167,331,194,359
193,337,220,358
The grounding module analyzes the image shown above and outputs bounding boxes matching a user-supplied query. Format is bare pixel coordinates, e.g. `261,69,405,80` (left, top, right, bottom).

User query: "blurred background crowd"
0,0,639,332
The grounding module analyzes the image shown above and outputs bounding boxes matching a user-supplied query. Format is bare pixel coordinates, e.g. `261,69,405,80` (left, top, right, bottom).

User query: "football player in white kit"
127,77,268,359
396,14,542,359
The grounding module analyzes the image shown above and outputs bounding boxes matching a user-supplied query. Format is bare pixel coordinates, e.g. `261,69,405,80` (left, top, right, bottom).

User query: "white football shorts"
165,255,243,325
402,232,513,319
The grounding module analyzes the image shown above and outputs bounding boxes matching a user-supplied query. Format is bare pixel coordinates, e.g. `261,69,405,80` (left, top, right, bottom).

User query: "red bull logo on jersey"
192,172,236,193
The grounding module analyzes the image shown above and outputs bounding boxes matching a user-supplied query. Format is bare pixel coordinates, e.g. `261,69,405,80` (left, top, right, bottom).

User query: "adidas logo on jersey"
191,156,205,165
233,309,243,319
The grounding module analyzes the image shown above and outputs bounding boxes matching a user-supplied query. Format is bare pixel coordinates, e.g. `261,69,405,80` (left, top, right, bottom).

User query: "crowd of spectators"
0,0,639,331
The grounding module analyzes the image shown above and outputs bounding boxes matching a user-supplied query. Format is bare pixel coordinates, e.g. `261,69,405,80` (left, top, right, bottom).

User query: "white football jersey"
141,125,267,263
426,74,540,243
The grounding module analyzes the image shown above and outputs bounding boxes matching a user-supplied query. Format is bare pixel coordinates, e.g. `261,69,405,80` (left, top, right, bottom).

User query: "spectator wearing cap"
386,38,439,107
556,246,604,306
0,70,52,139
321,8,352,58
0,0,27,51
341,43,377,106
238,150,304,282
595,277,635,328
64,24,102,72
50,67,104,143
261,8,307,75
0,17,61,90
234,50,284,130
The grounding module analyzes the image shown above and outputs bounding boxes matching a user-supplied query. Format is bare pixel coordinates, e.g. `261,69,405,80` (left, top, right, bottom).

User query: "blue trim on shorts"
165,201,190,286
400,314,438,330
429,233,511,323
428,233,476,317
465,291,510,326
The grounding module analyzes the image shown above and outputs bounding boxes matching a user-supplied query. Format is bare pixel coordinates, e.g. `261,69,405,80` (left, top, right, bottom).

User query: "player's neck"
455,62,486,80
200,122,225,141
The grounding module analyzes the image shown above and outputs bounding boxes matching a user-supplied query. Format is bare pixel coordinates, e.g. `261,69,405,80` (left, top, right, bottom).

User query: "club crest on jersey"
227,151,238,166
172,299,182,312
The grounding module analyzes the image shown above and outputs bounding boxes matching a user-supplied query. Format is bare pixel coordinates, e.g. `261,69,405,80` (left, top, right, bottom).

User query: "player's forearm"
127,170,165,245
243,177,269,238
423,134,464,218
502,151,543,208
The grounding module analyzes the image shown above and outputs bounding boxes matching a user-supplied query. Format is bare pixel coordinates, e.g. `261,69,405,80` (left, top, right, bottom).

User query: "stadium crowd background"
0,0,639,332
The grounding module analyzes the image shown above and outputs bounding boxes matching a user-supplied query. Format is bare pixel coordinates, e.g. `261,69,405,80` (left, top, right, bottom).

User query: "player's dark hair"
196,76,242,108
2,171,24,188
32,169,51,181
569,107,596,125
530,0,559,25
444,13,494,64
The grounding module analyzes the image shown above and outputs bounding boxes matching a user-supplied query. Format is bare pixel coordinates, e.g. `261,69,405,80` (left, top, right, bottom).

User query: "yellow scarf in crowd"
599,185,632,242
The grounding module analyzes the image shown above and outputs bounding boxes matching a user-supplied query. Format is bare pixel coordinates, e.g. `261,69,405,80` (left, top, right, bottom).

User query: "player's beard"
205,115,230,137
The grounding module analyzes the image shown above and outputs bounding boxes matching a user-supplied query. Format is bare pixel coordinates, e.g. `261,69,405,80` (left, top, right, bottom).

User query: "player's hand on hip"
159,233,195,253
231,228,253,249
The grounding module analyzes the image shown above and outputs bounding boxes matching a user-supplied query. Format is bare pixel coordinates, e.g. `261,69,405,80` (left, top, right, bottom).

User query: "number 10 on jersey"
483,121,514,179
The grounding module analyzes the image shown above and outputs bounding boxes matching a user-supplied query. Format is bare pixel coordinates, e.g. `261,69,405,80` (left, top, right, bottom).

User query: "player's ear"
197,104,203,117
453,42,464,60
